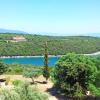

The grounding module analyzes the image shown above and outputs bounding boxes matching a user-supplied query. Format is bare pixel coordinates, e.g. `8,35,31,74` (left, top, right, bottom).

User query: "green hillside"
0,33,100,56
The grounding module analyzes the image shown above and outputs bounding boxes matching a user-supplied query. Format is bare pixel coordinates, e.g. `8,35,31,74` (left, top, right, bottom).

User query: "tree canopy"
52,53,97,96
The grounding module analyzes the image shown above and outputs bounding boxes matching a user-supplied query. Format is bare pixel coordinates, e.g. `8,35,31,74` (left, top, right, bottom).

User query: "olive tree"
23,70,41,84
52,53,97,96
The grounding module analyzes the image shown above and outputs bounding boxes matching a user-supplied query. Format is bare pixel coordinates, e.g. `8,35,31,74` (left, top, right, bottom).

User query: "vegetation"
5,76,10,85
1,55,99,98
12,80,24,86
43,42,50,83
5,64,42,75
0,33,100,56
88,83,100,96
23,69,41,83
52,53,97,97
0,33,100,98
0,81,49,100
0,62,7,75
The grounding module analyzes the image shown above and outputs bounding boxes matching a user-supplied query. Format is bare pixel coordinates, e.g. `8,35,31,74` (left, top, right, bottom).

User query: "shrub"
1,89,20,100
0,62,8,75
88,83,100,96
12,80,24,86
95,71,100,87
7,64,24,74
52,53,97,96
1,81,49,100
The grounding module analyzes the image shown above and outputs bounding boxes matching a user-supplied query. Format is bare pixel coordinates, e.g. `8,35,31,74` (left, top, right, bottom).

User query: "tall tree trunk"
44,41,48,67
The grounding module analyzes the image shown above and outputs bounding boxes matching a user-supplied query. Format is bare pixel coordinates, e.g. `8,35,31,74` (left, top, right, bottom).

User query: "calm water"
1,56,60,66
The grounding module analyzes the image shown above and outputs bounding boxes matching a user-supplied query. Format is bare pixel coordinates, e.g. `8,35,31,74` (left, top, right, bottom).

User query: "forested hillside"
0,33,100,56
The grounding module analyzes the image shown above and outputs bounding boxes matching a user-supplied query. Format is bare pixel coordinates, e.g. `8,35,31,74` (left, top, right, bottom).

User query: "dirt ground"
0,75,59,100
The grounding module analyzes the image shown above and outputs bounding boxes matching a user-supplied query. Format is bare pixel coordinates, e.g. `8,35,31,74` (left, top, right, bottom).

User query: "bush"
88,83,100,96
12,80,24,86
0,62,8,75
52,53,97,96
0,89,20,100
7,64,24,74
95,71,100,87
1,81,49,100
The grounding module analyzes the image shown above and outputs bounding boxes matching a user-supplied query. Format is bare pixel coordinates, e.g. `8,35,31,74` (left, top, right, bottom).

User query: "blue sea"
1,56,60,66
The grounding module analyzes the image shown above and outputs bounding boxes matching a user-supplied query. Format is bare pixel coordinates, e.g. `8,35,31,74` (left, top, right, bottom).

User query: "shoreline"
0,51,100,59
0,55,62,58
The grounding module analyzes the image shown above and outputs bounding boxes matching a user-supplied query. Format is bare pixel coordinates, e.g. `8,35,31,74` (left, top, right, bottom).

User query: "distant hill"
0,28,100,37
82,33,100,37
0,33,100,56
0,28,28,34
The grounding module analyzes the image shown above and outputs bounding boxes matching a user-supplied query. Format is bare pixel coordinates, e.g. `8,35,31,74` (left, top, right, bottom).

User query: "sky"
0,0,100,36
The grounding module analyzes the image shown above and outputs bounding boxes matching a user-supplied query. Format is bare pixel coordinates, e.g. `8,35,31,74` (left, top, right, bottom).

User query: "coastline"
0,55,62,58
0,51,100,59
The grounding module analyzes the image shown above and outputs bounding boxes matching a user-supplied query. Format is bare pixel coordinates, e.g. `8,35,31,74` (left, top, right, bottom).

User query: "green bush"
52,53,97,96
0,89,20,100
95,71,100,87
6,64,24,74
88,83,100,96
12,80,24,86
1,81,49,100
14,67,23,73
0,62,8,75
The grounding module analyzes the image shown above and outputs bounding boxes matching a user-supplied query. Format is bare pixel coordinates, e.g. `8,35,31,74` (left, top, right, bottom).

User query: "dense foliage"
52,53,97,96
88,83,100,96
0,62,7,75
0,81,48,100
0,33,100,56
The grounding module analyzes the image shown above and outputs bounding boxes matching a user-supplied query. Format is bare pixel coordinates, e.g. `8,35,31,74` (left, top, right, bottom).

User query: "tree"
23,70,41,84
52,53,97,96
0,62,7,75
43,41,50,83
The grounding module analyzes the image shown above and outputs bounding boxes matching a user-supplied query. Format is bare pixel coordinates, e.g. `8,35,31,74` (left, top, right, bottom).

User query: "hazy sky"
0,0,100,35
